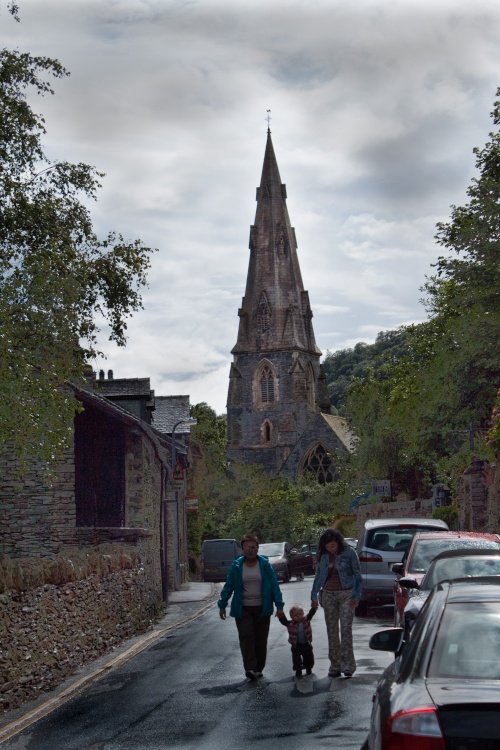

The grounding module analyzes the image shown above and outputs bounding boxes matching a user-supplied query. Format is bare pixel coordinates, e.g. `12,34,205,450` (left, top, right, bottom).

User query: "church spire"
231,131,321,356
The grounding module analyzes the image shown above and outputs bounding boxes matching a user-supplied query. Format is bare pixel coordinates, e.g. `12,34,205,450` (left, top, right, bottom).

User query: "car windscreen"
259,543,284,557
409,539,500,574
427,601,500,679
423,556,500,589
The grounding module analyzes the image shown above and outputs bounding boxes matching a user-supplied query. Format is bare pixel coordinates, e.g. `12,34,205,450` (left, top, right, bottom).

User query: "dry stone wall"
0,566,162,713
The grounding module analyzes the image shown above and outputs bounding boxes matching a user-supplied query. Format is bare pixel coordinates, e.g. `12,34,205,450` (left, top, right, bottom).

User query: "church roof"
320,413,357,453
232,130,321,357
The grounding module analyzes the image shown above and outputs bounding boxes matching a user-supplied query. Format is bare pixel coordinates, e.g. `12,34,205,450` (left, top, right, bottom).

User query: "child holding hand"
278,604,316,678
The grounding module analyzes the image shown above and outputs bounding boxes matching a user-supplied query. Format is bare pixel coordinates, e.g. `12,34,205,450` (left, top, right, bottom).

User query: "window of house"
74,406,125,527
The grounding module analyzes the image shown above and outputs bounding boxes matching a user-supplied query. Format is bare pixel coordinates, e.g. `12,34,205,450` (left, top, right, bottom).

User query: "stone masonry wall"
0,566,162,713
0,445,76,557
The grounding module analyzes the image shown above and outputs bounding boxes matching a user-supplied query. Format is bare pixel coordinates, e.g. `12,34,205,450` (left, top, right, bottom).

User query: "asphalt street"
0,578,394,749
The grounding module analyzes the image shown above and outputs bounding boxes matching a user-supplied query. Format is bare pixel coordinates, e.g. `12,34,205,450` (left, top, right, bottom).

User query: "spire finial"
266,109,271,133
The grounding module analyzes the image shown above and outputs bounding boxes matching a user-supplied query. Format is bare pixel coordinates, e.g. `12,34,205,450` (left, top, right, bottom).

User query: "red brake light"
385,708,445,750
359,552,383,563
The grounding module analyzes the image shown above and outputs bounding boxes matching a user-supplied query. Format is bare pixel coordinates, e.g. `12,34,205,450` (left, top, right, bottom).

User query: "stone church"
226,129,354,482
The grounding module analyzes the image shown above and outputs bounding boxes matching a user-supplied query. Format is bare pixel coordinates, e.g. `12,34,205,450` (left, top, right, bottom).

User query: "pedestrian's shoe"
255,672,263,678
306,668,312,675
295,669,302,678
328,668,341,677
245,670,259,680
343,671,353,677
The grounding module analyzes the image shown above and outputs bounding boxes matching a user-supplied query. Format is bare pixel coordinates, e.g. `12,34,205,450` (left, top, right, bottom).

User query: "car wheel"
355,600,368,616
296,571,305,581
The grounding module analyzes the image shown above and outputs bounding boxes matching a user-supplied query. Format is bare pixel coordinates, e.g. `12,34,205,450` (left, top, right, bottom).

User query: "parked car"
201,538,242,582
258,541,315,582
344,537,358,549
392,530,500,625
355,517,449,615
362,577,500,750
401,549,500,634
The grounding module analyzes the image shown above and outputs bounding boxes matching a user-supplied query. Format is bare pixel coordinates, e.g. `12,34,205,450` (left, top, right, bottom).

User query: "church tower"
226,129,340,480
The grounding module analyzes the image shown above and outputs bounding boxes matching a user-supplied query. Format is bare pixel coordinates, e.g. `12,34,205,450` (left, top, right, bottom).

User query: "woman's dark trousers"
235,606,271,672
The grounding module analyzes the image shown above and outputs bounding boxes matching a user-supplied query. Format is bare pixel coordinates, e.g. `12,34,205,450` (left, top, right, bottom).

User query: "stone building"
0,374,194,600
227,130,354,481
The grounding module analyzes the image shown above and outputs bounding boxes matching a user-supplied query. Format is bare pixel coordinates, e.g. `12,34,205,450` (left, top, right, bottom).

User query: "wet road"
2,578,393,750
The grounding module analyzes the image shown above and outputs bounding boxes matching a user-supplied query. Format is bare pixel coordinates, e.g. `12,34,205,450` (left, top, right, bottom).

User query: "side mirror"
392,562,404,575
369,628,404,653
399,577,420,590
290,548,298,555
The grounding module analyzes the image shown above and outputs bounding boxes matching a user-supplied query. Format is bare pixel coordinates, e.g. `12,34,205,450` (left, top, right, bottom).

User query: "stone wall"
0,445,76,557
0,566,162,713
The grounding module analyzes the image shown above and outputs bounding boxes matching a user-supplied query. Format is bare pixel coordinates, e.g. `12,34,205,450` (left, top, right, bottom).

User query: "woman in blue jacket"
218,533,284,680
310,528,362,677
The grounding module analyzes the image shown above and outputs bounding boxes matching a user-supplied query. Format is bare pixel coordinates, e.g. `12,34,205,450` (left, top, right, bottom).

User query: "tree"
0,46,154,462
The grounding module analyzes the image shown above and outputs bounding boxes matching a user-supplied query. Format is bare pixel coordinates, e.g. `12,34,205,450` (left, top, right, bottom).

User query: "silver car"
355,517,449,615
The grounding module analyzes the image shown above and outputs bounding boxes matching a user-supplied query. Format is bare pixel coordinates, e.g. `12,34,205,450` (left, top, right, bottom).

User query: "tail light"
385,707,445,750
359,551,383,563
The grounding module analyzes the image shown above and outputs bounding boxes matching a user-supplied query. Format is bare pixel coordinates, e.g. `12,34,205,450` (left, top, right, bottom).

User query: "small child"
278,604,316,678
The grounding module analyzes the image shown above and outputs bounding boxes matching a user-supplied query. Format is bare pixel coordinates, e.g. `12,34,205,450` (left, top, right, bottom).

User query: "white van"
201,538,242,582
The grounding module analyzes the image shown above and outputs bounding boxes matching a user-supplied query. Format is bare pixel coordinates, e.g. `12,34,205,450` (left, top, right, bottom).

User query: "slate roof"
94,377,153,398
152,395,192,435
321,413,357,453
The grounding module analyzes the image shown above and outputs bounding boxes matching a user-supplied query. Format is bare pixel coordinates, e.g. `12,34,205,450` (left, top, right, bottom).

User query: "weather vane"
266,109,272,131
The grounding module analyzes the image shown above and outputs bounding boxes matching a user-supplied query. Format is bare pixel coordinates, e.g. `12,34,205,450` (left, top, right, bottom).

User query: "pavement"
0,581,220,745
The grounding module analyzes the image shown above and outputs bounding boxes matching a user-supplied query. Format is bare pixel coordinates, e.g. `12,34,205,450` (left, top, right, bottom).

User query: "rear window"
428,602,500,679
364,526,427,554
409,539,500,573
202,540,239,561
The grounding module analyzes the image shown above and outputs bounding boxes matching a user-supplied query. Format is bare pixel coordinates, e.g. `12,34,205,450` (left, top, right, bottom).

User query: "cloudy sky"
3,0,499,414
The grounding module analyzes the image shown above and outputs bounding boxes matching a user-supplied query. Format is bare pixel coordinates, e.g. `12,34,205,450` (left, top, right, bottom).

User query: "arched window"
261,420,273,443
306,363,315,408
257,293,271,334
260,365,275,403
302,444,336,484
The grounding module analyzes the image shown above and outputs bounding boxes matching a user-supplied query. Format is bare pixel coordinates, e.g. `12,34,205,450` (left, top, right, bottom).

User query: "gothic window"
306,363,315,408
256,293,271,334
261,420,273,443
302,444,336,485
260,365,275,403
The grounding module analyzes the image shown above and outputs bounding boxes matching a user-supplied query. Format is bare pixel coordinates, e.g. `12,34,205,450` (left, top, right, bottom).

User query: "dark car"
362,577,500,750
258,541,315,582
392,530,500,625
402,549,500,634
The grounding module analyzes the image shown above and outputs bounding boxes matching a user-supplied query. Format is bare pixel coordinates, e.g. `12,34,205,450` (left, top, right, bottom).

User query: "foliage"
0,43,154,463
322,329,409,412
432,505,459,530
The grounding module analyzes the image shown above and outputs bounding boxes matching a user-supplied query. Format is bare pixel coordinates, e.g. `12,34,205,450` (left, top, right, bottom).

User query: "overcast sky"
3,0,499,414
